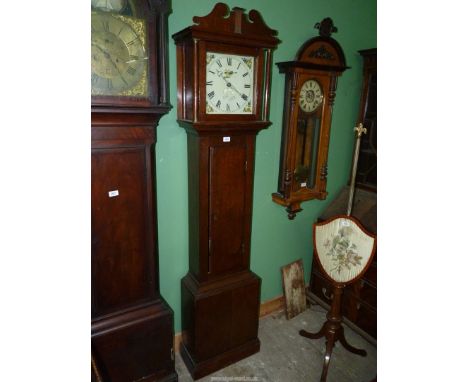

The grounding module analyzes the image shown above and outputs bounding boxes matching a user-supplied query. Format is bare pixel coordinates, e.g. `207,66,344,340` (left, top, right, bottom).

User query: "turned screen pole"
346,123,367,216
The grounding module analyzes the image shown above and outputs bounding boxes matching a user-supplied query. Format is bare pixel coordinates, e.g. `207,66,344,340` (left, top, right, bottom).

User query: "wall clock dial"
91,11,148,97
299,79,323,113
205,52,254,114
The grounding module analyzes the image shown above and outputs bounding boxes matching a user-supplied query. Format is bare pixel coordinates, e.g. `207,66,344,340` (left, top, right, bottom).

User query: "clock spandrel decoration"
272,18,349,219
91,1,176,381
173,3,279,379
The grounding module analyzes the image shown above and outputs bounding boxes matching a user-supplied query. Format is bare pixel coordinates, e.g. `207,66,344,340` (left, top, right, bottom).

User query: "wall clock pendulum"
172,3,280,379
91,1,177,381
272,18,349,219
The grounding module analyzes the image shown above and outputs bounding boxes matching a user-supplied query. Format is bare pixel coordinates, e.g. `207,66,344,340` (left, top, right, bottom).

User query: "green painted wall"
156,0,377,332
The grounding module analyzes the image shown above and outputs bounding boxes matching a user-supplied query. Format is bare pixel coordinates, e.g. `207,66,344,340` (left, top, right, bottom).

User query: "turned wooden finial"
314,17,337,37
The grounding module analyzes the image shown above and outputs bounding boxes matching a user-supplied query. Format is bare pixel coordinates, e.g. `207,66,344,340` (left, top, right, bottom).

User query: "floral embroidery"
323,226,362,274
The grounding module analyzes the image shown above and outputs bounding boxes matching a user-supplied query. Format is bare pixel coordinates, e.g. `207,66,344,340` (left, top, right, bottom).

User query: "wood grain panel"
91,146,153,317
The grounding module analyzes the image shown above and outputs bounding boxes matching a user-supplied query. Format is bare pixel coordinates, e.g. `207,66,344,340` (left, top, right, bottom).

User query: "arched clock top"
287,18,348,72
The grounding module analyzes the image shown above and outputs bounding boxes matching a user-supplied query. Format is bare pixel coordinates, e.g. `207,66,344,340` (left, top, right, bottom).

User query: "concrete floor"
175,304,377,382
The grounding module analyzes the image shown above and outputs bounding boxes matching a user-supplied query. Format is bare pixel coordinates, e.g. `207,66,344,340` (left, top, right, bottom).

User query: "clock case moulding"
173,3,280,380
272,18,349,219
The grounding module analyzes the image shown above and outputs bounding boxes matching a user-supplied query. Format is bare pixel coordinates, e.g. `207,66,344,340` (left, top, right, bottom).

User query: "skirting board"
173,294,285,353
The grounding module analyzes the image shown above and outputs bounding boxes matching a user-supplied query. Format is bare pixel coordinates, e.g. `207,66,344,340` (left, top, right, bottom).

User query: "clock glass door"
293,79,324,192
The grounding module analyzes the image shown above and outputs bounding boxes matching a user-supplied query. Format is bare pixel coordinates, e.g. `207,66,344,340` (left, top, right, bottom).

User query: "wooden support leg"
320,332,336,382
337,327,367,356
300,285,368,381
299,322,327,340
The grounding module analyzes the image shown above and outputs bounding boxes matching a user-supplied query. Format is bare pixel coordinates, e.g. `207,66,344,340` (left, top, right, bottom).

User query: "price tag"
108,190,119,198
223,136,231,142
300,182,307,187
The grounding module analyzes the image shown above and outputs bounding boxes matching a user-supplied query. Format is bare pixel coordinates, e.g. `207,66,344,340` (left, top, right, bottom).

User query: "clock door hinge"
245,160,248,173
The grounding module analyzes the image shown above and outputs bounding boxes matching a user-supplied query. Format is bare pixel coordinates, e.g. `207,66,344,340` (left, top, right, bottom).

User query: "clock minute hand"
91,42,128,64
226,80,243,97
217,71,243,96
92,42,127,84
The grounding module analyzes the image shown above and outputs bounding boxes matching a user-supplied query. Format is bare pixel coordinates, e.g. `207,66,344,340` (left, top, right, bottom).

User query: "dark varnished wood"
354,48,377,191
91,1,176,381
272,18,349,219
300,215,376,382
173,4,279,379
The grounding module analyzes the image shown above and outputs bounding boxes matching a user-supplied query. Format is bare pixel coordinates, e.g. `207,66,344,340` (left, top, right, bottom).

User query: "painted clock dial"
205,52,254,114
299,79,323,113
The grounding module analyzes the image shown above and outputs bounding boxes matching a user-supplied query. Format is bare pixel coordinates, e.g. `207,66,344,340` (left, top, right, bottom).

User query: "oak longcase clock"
272,18,349,219
173,3,279,379
91,1,176,381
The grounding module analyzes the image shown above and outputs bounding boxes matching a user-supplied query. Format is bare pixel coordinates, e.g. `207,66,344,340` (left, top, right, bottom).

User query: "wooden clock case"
272,18,349,219
91,1,177,381
173,3,279,379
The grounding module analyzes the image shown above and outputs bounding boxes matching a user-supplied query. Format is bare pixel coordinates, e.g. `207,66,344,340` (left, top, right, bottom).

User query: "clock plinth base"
180,271,261,380
180,335,260,380
92,299,177,382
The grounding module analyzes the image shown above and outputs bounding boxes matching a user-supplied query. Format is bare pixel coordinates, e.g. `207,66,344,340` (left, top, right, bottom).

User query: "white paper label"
223,136,231,142
300,182,307,187
108,190,119,198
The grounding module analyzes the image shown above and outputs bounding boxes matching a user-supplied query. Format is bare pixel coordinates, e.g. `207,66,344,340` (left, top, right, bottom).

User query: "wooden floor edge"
173,295,285,353
259,294,285,318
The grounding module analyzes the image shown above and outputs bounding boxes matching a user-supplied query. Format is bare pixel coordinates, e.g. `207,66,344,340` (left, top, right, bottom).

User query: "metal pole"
346,123,367,216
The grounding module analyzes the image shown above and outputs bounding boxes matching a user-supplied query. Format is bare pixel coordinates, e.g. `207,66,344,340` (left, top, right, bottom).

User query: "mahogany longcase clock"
173,3,279,379
91,1,176,381
272,18,349,219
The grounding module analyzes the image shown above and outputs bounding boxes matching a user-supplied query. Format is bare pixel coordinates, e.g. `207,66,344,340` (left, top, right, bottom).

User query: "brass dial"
299,79,323,113
91,0,127,13
91,12,148,97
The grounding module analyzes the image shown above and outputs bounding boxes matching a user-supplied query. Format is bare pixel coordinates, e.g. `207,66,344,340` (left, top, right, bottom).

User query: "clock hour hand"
92,42,127,84
216,70,243,97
